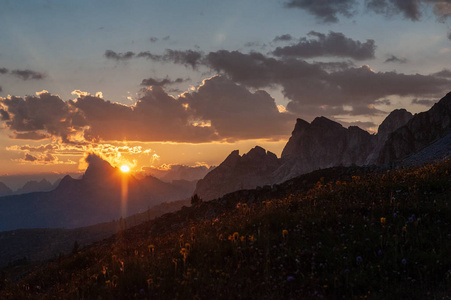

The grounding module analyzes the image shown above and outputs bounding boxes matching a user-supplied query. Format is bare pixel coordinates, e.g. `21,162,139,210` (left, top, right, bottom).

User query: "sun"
120,165,130,173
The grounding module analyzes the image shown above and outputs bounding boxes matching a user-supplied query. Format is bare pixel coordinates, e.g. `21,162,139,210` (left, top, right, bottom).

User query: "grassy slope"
0,161,450,299
0,199,189,269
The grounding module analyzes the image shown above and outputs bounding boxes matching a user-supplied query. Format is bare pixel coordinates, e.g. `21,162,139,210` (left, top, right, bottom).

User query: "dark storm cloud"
11,69,45,80
284,0,357,23
0,92,87,142
149,37,158,43
0,68,8,74
140,77,185,86
273,34,294,42
272,31,376,60
104,50,136,61
384,55,407,63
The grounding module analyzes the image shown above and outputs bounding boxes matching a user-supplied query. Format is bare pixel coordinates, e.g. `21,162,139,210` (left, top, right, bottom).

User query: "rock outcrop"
365,109,413,164
194,146,280,201
378,92,451,164
274,117,376,183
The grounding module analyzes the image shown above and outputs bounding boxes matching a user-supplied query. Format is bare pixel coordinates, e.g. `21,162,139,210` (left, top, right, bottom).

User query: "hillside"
1,160,449,299
0,199,189,269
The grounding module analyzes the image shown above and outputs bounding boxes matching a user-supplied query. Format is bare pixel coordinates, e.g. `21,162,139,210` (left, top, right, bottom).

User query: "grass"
0,160,450,299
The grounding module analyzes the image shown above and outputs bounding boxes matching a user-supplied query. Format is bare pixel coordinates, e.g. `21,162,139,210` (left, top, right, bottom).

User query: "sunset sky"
1,0,451,177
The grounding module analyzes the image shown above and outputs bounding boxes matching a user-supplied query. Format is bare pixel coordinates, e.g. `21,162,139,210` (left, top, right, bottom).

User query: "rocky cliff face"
274,117,376,183
194,146,280,201
194,92,451,201
378,92,451,164
365,109,413,164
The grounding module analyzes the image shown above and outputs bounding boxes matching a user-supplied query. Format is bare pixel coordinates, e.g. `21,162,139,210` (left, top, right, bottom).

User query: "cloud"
411,98,437,106
140,77,185,86
137,49,203,68
0,68,8,74
104,50,136,61
149,37,158,43
1,76,295,143
14,152,74,165
284,0,356,23
272,31,376,60
273,34,294,42
432,68,451,78
384,55,407,63
11,69,45,80
179,76,294,140
285,0,451,22
202,50,450,117
0,91,87,142
205,50,327,88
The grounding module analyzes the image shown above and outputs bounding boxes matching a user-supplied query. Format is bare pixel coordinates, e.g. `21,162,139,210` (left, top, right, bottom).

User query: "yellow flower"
282,229,288,238
233,232,239,241
380,217,386,225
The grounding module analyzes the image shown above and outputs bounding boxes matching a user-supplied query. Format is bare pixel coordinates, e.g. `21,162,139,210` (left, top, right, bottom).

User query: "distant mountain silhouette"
0,181,12,197
0,154,194,231
195,92,451,200
194,146,280,200
14,178,53,195
143,165,213,183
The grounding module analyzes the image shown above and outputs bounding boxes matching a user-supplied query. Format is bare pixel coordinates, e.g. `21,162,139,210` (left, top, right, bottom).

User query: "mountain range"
195,92,451,200
0,154,194,231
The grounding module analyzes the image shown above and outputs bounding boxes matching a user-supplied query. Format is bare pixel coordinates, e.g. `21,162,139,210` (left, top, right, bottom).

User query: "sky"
1,0,451,177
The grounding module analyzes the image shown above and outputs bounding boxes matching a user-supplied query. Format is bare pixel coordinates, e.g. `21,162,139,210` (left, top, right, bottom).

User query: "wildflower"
185,243,191,250
393,212,398,219
408,214,415,223
401,258,407,265
356,256,363,264
232,232,239,241
148,244,155,253
282,229,289,238
378,249,382,256
402,226,407,232
380,217,386,225
287,276,295,282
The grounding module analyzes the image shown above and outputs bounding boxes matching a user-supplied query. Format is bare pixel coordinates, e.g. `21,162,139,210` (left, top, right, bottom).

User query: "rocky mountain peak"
377,109,413,142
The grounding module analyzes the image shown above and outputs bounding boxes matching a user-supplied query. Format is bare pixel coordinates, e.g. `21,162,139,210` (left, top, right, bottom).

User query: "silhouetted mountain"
194,146,280,200
0,154,194,231
378,92,451,164
274,117,376,183
143,165,213,183
14,178,53,195
194,92,451,201
0,181,12,197
365,109,413,164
